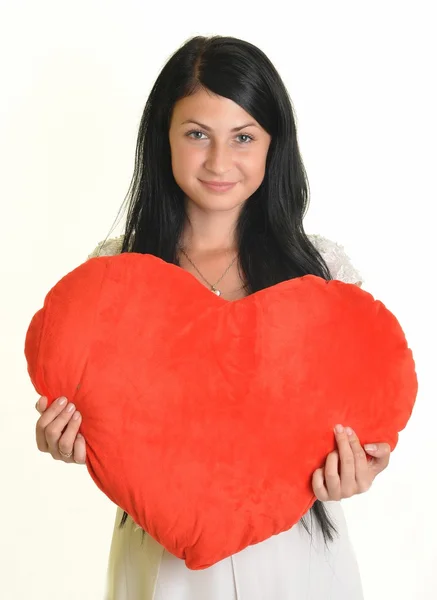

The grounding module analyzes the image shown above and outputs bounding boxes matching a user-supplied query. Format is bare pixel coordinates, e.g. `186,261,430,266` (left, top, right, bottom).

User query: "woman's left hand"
312,424,391,501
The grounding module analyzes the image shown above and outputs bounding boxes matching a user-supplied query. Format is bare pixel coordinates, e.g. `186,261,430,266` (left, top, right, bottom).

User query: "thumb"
364,443,391,456
35,396,47,413
364,443,391,470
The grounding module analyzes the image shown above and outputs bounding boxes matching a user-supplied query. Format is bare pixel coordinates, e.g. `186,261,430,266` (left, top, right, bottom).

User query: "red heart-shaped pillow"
25,253,418,569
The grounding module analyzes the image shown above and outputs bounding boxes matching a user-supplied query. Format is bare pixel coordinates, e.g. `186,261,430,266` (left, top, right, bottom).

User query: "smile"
200,180,237,192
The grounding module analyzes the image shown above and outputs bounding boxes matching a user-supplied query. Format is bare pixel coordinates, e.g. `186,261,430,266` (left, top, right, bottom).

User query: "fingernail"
364,444,377,452
72,411,81,421
66,403,75,413
334,424,344,434
345,427,354,436
58,397,67,406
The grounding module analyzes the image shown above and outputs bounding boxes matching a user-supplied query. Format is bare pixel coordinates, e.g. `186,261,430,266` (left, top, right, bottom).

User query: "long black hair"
110,35,338,545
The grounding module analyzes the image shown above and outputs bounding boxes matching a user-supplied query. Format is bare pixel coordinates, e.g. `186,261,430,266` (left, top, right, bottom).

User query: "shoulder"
86,232,363,286
308,233,363,285
87,234,125,260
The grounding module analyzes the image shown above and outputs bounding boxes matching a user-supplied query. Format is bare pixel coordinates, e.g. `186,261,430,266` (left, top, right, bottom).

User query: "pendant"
211,286,221,296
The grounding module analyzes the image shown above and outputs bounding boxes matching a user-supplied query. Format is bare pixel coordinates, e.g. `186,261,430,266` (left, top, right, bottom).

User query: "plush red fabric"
25,253,418,569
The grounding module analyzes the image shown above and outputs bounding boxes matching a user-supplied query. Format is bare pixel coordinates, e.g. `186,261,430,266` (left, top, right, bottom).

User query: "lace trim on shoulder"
308,233,364,284
87,234,125,260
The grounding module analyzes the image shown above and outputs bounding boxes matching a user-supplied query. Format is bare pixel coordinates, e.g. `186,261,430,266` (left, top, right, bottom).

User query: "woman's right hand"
35,396,87,464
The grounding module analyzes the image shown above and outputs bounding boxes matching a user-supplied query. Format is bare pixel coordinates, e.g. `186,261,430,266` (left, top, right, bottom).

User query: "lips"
202,181,236,186
200,180,237,192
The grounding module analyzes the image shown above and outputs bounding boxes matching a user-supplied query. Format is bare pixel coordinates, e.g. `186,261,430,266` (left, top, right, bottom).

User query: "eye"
186,130,254,144
237,134,254,144
187,130,207,141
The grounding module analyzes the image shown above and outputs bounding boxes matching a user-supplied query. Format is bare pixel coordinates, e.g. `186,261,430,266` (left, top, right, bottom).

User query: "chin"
191,195,247,213
181,186,245,212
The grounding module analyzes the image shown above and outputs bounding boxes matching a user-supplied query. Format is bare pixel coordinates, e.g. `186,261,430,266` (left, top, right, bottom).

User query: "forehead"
171,89,255,127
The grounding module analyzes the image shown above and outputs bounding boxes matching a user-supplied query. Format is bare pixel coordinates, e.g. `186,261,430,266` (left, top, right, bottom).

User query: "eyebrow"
181,120,258,132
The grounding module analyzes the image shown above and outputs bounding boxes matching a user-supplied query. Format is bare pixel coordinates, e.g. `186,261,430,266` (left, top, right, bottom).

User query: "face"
168,88,271,213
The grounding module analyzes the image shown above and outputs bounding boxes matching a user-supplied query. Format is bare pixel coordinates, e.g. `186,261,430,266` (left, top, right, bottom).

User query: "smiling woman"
34,34,376,600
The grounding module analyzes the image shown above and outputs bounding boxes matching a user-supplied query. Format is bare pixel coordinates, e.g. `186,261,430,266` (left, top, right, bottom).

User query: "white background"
1,1,435,598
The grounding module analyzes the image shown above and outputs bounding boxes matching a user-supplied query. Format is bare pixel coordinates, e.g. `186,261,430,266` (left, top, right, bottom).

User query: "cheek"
242,155,267,183
172,145,201,180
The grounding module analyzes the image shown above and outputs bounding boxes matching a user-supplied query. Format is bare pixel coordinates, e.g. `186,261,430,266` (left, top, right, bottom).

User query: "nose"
204,141,234,174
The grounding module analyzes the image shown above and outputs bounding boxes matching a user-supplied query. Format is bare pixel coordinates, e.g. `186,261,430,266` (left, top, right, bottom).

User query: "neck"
180,198,241,254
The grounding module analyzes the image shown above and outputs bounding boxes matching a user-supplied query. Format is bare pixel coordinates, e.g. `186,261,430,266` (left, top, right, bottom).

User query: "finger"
35,396,47,414
324,450,342,500
364,443,391,475
312,467,330,502
346,427,372,493
44,402,77,457
36,397,69,452
58,411,82,462
334,425,355,494
73,434,87,465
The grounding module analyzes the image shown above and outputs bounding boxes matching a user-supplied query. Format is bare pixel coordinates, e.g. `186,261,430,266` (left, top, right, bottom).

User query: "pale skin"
35,88,391,499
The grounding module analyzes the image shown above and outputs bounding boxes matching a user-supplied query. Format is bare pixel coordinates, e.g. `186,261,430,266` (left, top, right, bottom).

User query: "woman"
35,35,391,599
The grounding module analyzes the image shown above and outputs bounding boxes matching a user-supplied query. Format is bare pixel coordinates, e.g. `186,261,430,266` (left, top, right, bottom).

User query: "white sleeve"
308,234,364,285
87,235,125,260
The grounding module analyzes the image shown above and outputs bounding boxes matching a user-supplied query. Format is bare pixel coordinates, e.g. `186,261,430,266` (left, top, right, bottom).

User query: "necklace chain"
178,246,244,296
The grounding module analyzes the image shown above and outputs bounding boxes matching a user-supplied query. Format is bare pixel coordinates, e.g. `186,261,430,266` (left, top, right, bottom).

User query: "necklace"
178,246,242,296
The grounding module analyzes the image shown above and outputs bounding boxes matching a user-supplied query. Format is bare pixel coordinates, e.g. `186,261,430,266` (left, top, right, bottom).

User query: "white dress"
87,234,365,600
